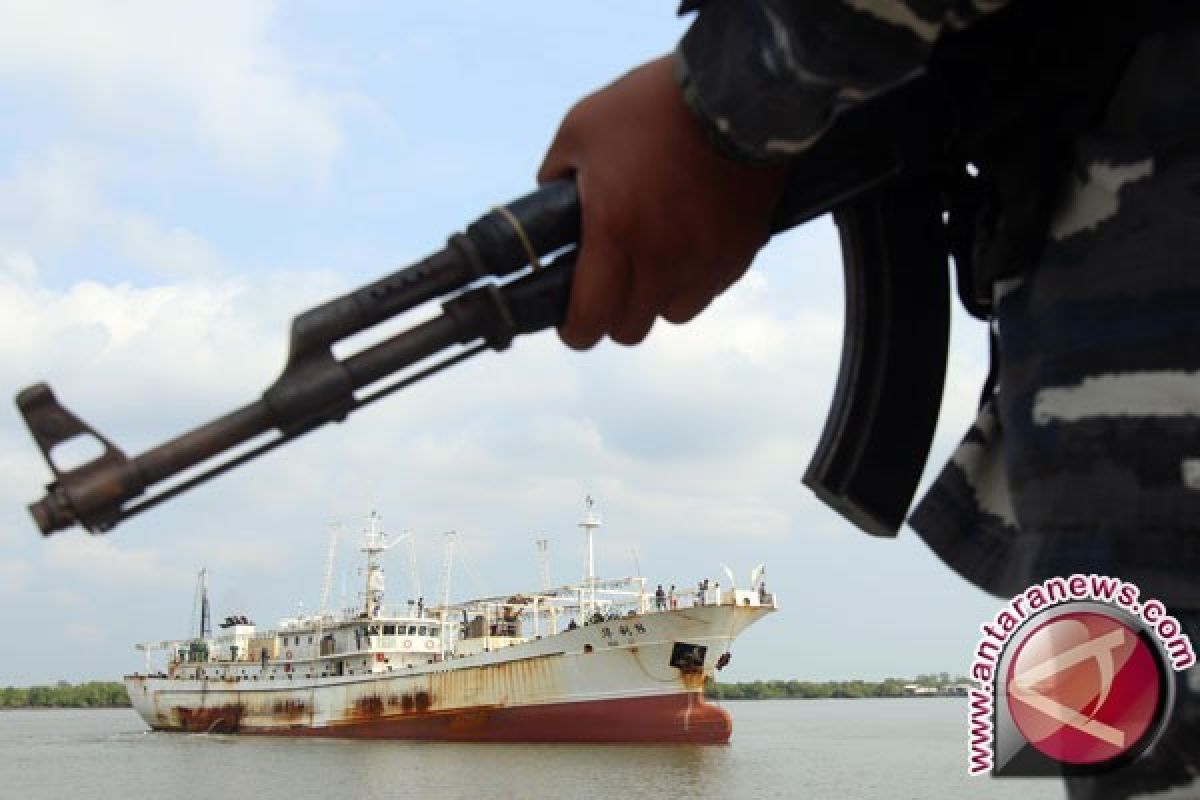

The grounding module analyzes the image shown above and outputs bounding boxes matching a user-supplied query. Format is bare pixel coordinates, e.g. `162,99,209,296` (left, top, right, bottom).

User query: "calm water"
0,700,1063,800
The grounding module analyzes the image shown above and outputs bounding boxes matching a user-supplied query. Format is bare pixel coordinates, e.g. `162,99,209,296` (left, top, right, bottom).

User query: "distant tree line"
706,673,968,700
0,682,130,708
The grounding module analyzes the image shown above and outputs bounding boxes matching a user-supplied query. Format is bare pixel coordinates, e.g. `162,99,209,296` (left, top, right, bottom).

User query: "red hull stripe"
167,692,733,744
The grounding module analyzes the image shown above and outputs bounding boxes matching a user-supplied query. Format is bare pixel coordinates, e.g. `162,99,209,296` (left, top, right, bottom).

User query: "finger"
559,225,631,350
662,250,753,324
610,306,657,346
662,283,716,325
610,249,671,346
537,117,578,185
537,148,574,186
713,254,754,296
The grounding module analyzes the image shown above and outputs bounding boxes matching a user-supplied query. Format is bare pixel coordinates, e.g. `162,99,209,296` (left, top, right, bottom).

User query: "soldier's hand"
538,55,787,350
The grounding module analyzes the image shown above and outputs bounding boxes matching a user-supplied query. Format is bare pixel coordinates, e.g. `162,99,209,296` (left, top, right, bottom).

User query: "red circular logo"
1005,611,1163,765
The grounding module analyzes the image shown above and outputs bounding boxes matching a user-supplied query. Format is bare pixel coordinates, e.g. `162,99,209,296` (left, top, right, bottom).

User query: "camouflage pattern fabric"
912,25,1200,611
677,2,1199,796
676,0,1006,162
911,27,1200,798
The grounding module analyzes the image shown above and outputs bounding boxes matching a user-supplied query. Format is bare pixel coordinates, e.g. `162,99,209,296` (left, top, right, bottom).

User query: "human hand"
538,55,787,349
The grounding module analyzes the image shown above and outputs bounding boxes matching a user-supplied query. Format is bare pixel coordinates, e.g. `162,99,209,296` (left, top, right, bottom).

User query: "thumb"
536,150,575,186
537,123,578,185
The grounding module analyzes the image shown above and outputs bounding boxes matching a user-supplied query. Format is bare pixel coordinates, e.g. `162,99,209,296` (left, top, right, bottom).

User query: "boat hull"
147,692,730,743
126,604,764,743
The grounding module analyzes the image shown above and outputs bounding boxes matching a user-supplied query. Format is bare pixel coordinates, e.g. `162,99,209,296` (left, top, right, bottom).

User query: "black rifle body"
18,4,1112,536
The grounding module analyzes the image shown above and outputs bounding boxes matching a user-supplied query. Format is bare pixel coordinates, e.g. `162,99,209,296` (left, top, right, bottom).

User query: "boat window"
418,626,427,636
383,625,396,635
407,625,417,635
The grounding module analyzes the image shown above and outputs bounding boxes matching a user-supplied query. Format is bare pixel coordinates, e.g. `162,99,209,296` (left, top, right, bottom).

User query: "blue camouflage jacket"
675,0,1200,612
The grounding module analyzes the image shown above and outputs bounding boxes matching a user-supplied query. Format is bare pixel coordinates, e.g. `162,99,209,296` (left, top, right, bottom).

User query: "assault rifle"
14,4,1129,537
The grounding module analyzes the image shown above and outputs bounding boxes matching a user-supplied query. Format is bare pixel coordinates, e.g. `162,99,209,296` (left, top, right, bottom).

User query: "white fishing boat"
125,500,776,742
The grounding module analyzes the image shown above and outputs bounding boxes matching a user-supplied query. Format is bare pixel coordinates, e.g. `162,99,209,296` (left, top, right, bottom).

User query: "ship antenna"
198,568,212,639
361,510,395,618
536,538,551,590
319,523,343,619
578,496,601,619
437,530,456,630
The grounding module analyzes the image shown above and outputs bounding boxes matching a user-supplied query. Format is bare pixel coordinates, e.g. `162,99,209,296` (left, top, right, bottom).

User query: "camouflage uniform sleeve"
675,0,1009,161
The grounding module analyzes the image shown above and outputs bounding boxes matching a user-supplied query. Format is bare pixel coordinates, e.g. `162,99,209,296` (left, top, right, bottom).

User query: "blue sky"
0,1,1003,685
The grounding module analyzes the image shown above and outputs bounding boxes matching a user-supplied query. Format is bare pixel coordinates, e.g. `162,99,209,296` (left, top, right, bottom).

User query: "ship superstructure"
125,502,777,742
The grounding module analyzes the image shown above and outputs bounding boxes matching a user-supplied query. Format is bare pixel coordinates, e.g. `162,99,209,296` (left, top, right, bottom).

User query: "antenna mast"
192,568,211,639
361,511,396,618
438,530,456,613
578,496,601,618
319,524,342,617
536,538,551,590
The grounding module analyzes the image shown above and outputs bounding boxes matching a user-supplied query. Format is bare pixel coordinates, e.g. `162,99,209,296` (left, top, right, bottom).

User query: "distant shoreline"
1,682,131,710
705,677,971,700
0,706,133,711
711,694,966,700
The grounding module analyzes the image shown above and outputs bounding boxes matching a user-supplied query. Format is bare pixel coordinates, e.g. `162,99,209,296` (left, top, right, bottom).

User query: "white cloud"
0,150,103,251
107,210,226,281
1,249,39,284
44,536,191,588
0,265,349,446
0,149,225,280
0,1,346,180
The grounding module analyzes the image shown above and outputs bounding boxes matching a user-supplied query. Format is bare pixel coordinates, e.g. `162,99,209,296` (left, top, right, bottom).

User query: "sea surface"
0,699,1064,800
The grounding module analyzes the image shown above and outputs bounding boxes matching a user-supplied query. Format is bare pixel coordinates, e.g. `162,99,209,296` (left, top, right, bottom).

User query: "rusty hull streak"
680,666,707,692
379,690,432,713
352,694,385,717
174,703,245,733
268,698,308,723
345,689,430,720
